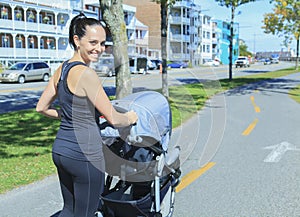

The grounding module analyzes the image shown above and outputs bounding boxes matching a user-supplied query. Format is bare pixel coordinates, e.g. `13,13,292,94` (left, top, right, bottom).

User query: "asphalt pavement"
0,72,300,217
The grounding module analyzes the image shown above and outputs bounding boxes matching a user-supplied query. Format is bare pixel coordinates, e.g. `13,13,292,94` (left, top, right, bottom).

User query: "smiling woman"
35,12,138,217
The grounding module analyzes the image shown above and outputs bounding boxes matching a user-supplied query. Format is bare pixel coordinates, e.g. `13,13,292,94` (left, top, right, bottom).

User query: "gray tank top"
53,61,103,162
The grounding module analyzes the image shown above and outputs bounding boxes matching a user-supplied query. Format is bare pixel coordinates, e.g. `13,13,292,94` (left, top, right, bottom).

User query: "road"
172,71,300,217
0,61,299,217
0,61,293,114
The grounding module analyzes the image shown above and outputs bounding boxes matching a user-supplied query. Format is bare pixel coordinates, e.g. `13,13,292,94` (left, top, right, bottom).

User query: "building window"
1,7,8,19
40,38,44,49
15,10,22,21
206,32,210,39
16,36,23,48
206,45,210,53
2,35,11,47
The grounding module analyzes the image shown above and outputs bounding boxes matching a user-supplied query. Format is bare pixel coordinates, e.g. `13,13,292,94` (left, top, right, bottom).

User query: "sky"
195,0,296,53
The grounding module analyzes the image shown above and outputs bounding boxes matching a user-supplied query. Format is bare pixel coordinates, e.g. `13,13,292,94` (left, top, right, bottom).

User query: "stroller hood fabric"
101,91,172,151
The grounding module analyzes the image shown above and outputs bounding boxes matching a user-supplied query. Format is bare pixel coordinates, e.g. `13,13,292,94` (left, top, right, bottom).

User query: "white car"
204,59,220,67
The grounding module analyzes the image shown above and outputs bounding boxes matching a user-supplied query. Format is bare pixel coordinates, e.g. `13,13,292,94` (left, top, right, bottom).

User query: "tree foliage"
239,44,252,57
215,0,256,7
263,0,300,45
99,0,132,99
263,0,300,68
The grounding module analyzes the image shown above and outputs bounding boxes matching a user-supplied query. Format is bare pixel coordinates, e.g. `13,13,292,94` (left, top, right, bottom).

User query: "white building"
167,0,202,66
0,0,149,70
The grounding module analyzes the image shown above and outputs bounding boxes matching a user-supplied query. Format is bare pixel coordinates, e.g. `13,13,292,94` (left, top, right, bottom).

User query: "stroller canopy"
102,91,172,150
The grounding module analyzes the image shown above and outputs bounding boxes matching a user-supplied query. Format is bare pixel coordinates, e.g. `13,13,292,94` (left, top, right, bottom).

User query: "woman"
36,13,138,217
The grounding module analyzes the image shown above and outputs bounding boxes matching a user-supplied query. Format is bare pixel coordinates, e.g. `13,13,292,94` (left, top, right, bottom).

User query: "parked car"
0,62,51,84
264,58,271,65
130,57,148,74
151,59,162,69
94,58,115,77
147,59,156,70
271,58,279,64
204,59,220,67
235,56,250,68
167,61,188,69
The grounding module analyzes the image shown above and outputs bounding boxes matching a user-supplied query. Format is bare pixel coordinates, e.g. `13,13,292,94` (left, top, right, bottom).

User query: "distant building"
0,0,149,70
199,14,213,64
212,19,239,64
123,0,202,66
0,0,100,68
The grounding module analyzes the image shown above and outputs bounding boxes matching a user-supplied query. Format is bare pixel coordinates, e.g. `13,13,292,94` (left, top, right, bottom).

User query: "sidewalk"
0,174,62,217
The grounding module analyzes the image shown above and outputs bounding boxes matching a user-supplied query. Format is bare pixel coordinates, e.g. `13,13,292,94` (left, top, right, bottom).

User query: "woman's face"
76,25,106,64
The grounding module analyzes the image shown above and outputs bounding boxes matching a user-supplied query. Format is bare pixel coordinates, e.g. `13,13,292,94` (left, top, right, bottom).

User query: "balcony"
169,33,190,42
190,11,199,18
135,38,148,46
173,1,190,8
0,47,71,60
0,18,68,34
169,15,190,25
189,26,198,34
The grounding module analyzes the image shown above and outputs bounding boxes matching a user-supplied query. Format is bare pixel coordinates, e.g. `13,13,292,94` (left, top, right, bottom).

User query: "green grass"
0,110,59,193
289,84,300,103
0,67,299,194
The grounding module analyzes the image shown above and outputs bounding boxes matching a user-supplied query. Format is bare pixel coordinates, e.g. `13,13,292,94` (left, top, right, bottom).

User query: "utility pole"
228,5,235,81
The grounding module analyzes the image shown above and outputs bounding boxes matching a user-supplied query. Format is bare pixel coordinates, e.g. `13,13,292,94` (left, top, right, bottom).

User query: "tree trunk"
161,0,169,98
100,0,132,99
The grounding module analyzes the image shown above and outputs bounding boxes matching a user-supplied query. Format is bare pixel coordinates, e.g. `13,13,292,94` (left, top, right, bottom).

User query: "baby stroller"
96,91,181,217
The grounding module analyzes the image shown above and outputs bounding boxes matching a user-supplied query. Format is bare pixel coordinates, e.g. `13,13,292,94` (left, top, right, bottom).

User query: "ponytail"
69,12,104,50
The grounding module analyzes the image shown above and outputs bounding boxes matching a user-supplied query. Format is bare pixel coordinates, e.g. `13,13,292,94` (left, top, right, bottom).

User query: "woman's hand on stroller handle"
126,110,138,125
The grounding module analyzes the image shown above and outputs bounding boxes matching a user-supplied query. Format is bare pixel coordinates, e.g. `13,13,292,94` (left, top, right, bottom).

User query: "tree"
214,0,256,80
262,0,300,69
239,44,252,57
99,0,132,99
151,0,175,98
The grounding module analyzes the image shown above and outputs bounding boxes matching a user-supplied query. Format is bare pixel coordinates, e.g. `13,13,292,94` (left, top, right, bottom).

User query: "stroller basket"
101,180,172,217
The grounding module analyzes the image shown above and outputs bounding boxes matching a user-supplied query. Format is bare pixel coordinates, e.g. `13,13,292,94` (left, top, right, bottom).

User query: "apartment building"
199,14,213,64
212,19,239,65
123,0,161,59
0,0,149,70
86,2,149,58
124,0,202,66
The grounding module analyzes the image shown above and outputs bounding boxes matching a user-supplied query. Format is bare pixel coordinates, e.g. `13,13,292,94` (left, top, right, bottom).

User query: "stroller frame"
96,91,181,217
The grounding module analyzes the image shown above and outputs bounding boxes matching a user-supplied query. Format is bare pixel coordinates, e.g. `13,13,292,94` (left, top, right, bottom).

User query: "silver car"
94,58,115,77
0,62,51,84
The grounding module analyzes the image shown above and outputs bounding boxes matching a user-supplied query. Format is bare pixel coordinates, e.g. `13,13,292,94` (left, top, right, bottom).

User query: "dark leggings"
52,153,105,217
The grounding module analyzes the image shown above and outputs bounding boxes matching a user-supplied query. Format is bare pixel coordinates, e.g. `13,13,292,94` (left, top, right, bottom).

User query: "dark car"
167,61,188,69
0,62,51,84
151,59,162,69
264,58,271,65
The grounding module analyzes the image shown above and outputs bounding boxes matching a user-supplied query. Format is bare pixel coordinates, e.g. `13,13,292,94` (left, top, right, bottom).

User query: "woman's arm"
80,67,137,127
36,65,62,119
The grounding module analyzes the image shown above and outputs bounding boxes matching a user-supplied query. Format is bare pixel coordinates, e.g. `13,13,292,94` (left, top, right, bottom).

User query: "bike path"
0,73,300,217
